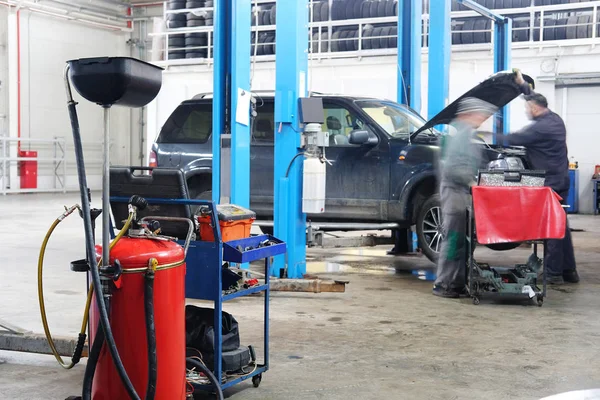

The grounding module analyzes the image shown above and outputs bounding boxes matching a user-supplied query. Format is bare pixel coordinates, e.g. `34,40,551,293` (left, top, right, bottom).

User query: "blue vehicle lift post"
273,0,309,279
391,0,422,255
427,0,451,120
397,0,422,112
212,0,252,205
457,0,512,142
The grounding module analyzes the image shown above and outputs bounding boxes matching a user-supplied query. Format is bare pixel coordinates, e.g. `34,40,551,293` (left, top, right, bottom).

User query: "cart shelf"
223,234,286,263
222,284,270,302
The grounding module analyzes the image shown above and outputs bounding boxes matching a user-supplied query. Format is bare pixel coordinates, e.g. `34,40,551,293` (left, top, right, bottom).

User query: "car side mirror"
349,130,378,146
349,130,372,145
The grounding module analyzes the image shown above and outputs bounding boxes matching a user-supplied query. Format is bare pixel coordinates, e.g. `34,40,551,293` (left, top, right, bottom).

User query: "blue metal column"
427,0,451,119
211,0,228,203
273,0,308,279
493,18,512,141
457,0,512,142
229,0,252,207
397,0,422,112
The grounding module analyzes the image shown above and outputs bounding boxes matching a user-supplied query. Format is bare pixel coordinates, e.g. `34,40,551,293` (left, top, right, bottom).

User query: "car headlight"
487,157,524,171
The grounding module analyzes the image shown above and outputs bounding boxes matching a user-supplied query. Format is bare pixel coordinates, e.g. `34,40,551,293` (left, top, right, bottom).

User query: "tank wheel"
252,373,262,388
472,296,480,305
537,296,544,307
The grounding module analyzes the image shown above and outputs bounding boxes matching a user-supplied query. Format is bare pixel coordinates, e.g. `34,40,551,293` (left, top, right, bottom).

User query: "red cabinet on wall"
19,150,37,189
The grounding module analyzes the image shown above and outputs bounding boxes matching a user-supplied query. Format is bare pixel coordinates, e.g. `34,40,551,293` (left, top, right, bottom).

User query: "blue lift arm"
273,0,308,279
397,0,422,112
458,0,512,142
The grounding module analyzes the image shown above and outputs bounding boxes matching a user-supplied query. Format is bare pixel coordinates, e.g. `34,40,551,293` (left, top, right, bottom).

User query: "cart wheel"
472,296,480,305
252,373,262,388
537,296,544,307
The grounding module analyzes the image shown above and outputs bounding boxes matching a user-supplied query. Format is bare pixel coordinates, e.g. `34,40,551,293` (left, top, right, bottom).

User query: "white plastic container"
302,157,326,213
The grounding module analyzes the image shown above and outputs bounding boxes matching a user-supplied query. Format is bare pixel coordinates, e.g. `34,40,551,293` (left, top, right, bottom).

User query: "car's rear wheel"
416,194,442,263
192,190,212,213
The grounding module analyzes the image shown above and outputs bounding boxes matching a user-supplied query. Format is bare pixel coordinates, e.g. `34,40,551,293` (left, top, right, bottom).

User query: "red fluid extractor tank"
91,237,186,400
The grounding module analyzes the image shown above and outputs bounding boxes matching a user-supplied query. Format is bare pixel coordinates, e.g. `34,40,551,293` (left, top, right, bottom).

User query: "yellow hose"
38,208,134,369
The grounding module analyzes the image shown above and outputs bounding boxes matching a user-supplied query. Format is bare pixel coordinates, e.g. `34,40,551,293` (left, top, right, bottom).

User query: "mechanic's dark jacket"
497,83,570,194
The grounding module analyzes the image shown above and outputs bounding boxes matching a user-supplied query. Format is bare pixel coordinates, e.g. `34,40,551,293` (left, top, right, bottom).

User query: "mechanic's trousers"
435,184,470,291
544,190,577,276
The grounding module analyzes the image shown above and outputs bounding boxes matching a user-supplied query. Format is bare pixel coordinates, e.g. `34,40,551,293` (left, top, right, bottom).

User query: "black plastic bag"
185,305,240,354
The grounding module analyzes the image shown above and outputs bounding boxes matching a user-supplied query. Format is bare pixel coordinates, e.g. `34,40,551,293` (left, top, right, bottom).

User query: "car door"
249,99,275,219
319,99,391,222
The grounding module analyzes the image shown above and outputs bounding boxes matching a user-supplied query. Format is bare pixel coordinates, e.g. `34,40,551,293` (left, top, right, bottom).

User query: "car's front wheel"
416,194,443,263
416,194,521,263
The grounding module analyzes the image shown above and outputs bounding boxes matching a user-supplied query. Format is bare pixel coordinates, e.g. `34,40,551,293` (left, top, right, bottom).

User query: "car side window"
322,102,366,147
252,101,275,144
358,103,419,137
157,103,212,144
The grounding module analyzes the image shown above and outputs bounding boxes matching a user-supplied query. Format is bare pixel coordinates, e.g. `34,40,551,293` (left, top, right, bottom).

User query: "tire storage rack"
166,0,214,61
452,0,599,44
251,1,276,57
163,0,600,63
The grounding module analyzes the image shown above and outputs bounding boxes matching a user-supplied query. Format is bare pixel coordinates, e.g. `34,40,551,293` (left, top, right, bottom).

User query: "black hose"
67,101,141,400
186,358,224,400
144,270,157,400
82,308,106,400
285,152,306,178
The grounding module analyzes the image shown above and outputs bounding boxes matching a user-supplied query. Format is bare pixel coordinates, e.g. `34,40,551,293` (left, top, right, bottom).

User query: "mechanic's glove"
512,68,526,86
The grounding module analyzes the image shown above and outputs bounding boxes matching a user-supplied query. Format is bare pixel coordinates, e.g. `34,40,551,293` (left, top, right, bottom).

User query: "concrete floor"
1,192,599,399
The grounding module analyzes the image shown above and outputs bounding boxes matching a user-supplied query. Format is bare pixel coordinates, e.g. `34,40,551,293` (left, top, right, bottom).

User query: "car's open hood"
412,71,533,139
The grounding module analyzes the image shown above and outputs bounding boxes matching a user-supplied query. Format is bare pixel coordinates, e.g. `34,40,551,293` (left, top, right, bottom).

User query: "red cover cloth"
472,186,566,244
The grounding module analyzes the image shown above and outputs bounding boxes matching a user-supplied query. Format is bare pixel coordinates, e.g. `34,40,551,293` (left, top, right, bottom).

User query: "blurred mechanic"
433,98,498,298
495,71,578,285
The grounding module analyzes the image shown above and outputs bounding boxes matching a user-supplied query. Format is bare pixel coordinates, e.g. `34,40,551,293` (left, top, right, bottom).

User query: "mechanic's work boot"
432,285,460,298
546,275,565,285
563,270,580,283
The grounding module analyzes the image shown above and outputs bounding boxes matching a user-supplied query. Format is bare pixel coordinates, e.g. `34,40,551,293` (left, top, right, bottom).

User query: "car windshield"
356,100,438,138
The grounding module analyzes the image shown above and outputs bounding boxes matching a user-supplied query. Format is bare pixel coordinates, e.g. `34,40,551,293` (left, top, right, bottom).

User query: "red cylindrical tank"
91,237,186,400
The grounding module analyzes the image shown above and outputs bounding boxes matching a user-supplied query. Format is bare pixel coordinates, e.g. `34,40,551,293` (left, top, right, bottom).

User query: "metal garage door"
555,86,599,214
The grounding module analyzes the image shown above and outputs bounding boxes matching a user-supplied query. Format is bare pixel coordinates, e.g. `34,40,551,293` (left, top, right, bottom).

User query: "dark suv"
151,72,529,262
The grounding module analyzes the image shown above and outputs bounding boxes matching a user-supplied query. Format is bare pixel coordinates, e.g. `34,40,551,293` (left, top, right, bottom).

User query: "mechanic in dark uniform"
496,71,578,285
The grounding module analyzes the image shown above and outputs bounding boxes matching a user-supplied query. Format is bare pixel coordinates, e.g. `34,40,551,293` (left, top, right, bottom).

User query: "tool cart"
109,168,285,394
466,170,567,306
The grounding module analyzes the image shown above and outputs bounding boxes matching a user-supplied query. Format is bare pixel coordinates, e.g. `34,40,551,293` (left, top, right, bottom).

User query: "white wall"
1,7,131,192
147,44,600,212
555,86,599,214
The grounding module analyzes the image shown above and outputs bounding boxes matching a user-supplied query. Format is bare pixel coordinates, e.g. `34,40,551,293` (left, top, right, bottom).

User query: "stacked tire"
252,8,273,26
311,30,330,53
511,18,531,42
360,25,398,50
451,18,492,44
331,28,360,51
167,0,186,60
311,1,330,22
186,0,213,59
452,0,532,9
330,0,397,21
492,0,532,8
251,32,276,56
